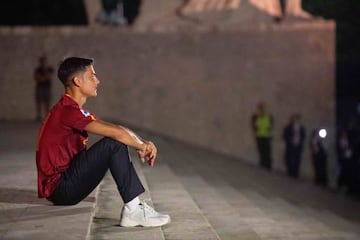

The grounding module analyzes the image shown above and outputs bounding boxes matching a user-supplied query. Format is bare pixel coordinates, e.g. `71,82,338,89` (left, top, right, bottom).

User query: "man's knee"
99,137,128,152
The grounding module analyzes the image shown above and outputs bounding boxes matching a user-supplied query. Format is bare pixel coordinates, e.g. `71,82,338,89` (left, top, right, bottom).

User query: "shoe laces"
140,199,158,218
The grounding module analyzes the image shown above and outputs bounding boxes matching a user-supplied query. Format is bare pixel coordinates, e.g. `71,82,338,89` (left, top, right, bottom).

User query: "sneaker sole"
120,217,170,227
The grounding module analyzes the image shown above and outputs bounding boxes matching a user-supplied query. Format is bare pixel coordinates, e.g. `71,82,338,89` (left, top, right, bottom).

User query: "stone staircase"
88,131,360,240
2,122,357,240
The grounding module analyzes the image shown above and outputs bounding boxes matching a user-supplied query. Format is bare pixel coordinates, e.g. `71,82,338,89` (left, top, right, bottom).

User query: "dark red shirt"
36,94,96,198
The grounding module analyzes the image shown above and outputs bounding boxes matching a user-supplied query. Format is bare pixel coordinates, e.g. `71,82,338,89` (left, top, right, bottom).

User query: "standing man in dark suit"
283,114,306,178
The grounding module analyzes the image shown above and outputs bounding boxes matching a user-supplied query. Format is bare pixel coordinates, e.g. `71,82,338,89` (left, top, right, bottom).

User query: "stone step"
181,175,313,239
237,189,360,239
255,195,360,239
179,175,262,240
141,162,220,240
88,150,165,240
0,133,96,240
300,206,360,239
209,164,360,239
237,190,336,238
124,129,360,239
316,209,360,234
270,197,360,235
180,173,360,240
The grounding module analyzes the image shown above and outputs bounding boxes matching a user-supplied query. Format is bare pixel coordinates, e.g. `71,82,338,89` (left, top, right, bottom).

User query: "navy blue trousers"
48,137,145,205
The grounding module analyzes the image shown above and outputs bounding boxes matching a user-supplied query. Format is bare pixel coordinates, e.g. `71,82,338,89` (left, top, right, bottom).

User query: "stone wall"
0,22,335,182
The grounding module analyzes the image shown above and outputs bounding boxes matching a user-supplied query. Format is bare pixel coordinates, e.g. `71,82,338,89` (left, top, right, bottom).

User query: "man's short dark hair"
57,57,93,86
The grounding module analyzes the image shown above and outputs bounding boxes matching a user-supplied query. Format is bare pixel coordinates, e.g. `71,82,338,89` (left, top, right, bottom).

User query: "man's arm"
85,119,157,166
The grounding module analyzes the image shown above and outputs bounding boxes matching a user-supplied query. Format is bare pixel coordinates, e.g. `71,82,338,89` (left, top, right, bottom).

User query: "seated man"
36,57,170,227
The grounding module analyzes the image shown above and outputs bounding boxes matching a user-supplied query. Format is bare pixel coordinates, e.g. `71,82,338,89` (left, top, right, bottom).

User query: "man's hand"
137,141,157,167
85,120,157,165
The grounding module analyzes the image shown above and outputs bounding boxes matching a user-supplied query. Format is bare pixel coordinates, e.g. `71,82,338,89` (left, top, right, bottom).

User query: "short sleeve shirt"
36,94,96,198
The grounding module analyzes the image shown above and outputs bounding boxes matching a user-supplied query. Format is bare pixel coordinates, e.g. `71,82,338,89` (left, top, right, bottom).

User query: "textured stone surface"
1,121,360,240
0,19,335,180
142,129,360,240
0,122,96,240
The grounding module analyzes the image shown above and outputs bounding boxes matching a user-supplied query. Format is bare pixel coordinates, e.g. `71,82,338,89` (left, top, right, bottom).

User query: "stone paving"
0,121,96,240
89,128,360,240
1,121,360,240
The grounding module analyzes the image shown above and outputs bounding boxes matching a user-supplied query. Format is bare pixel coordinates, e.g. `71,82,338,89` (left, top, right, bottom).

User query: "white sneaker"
120,200,170,227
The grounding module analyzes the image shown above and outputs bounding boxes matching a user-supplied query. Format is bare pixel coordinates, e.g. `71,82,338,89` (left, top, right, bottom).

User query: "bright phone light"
318,129,327,138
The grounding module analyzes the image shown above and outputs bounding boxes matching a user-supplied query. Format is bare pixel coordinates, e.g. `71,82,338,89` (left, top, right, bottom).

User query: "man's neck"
65,89,87,108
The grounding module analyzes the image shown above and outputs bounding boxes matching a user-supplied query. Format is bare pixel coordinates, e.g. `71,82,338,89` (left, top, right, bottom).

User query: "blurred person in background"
310,129,328,187
283,113,306,178
336,127,355,193
341,116,360,197
251,101,274,170
34,55,54,121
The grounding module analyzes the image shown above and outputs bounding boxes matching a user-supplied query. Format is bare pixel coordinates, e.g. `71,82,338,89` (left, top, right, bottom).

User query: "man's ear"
72,76,81,87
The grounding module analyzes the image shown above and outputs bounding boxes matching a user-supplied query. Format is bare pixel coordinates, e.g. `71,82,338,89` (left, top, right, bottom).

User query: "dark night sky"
0,0,141,26
0,0,88,25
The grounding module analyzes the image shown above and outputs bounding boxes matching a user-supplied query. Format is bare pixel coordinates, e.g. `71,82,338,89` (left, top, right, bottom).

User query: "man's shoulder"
60,102,82,116
50,96,78,114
